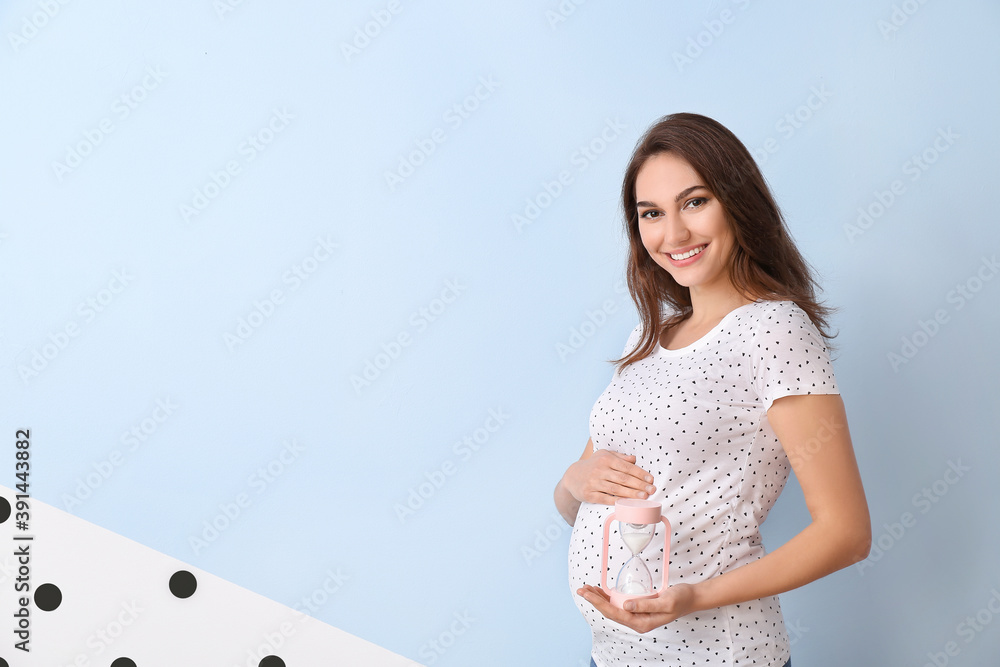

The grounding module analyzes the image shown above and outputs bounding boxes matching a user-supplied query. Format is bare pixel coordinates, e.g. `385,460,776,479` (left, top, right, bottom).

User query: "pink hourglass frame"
600,498,672,609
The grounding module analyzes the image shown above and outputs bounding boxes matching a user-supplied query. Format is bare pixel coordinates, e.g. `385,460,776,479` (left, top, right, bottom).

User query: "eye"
683,197,709,210
639,209,661,220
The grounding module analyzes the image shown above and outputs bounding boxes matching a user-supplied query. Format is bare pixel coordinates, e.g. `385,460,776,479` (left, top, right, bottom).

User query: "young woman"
553,113,871,666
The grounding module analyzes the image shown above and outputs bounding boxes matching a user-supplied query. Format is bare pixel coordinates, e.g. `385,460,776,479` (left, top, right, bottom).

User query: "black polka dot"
0,497,9,523
568,300,832,664
169,570,197,598
0,657,8,667
260,657,285,667
34,583,62,611
111,659,137,667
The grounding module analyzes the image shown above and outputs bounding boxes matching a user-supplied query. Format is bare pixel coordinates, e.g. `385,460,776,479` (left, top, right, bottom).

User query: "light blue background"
2,1,999,665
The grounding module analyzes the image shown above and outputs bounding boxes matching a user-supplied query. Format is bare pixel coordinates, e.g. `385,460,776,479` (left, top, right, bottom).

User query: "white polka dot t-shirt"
568,299,838,666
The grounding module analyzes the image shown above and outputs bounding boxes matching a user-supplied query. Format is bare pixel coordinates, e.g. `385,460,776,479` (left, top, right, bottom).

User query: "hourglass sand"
600,499,672,609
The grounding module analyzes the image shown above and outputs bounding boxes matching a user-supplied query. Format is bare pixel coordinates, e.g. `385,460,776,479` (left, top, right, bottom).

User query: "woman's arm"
578,393,871,632
555,438,657,525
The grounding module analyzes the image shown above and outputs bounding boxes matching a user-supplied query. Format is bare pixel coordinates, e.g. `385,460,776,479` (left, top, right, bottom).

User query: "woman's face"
634,152,736,297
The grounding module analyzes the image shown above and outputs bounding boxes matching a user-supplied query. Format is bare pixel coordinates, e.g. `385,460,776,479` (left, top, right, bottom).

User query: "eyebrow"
636,185,708,208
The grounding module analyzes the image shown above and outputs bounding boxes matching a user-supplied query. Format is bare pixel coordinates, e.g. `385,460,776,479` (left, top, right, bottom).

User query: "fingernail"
624,601,635,611
638,491,647,499
646,485,655,494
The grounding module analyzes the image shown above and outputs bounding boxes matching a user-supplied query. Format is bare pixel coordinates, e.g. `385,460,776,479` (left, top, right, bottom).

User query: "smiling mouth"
669,244,707,261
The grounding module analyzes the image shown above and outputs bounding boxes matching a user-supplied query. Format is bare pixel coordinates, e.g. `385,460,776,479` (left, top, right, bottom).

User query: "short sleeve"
622,324,643,357
751,301,839,411
612,324,644,379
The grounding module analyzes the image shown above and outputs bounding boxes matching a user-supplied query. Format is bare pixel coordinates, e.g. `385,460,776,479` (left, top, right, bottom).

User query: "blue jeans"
590,660,789,667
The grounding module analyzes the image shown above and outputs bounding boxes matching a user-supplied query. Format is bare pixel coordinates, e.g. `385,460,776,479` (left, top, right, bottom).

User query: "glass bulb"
615,556,653,595
620,521,653,555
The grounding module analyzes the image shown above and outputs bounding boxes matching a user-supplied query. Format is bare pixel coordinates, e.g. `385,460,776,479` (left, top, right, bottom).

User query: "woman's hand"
562,448,656,505
576,584,698,633
555,439,656,525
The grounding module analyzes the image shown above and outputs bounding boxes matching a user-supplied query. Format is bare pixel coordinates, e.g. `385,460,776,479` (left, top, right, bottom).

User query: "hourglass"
600,498,671,609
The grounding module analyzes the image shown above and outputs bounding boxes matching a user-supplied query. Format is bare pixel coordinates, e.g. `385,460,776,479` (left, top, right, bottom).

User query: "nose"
661,212,690,248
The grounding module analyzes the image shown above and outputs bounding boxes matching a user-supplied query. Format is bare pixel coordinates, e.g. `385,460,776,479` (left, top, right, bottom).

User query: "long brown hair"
613,112,835,372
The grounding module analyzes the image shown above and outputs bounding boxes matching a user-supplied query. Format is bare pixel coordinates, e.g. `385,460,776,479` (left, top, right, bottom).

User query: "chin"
662,267,697,287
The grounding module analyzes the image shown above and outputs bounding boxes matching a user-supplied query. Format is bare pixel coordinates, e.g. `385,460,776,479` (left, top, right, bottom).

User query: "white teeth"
669,245,706,261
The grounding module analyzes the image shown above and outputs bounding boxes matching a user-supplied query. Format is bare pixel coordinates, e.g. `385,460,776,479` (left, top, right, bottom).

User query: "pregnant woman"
553,113,871,666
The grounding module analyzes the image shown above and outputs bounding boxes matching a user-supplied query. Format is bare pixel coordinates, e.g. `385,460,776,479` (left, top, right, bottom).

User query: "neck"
687,283,755,323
